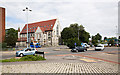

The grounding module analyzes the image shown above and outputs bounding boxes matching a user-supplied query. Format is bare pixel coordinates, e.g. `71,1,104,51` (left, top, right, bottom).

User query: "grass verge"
0,55,46,62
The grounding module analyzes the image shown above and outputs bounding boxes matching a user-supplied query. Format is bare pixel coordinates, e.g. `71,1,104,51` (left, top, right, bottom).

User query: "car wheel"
76,50,78,53
20,53,23,57
102,48,104,51
84,49,86,52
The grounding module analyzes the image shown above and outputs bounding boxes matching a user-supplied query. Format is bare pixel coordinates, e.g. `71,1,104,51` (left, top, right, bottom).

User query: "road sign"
75,43,76,46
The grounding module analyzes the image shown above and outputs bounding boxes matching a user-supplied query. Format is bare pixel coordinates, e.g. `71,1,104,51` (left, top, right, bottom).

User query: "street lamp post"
78,26,80,40
23,7,32,48
116,26,118,45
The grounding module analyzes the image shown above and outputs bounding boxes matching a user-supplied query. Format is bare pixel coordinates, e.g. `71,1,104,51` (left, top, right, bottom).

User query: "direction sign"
74,43,76,46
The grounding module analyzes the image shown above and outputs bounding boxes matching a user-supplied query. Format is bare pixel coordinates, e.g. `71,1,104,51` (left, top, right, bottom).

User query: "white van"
82,43,90,48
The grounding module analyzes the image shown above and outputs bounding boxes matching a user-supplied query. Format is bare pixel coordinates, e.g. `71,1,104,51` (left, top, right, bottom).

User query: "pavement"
1,62,118,73
1,46,119,74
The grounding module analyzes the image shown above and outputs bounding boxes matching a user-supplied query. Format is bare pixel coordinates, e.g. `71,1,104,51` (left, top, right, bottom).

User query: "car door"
24,49,32,55
27,49,34,55
80,47,84,51
24,49,29,55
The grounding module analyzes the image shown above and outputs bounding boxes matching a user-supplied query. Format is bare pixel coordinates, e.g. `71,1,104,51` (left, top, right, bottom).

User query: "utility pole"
78,26,80,40
23,7,32,48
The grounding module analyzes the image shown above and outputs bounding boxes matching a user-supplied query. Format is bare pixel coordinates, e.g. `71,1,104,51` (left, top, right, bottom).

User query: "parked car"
95,44,104,51
71,46,87,52
35,43,41,48
82,43,90,48
16,48,38,57
30,43,41,48
30,42,34,48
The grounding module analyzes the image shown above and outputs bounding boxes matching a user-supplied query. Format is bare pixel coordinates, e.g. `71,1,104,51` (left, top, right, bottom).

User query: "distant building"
0,7,5,43
16,19,61,47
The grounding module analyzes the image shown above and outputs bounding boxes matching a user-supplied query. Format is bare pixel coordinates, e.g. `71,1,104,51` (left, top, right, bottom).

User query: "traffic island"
0,55,46,62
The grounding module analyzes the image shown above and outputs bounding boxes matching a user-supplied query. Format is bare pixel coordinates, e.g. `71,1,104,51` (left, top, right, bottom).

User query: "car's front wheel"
76,50,78,52
19,53,24,57
84,49,87,52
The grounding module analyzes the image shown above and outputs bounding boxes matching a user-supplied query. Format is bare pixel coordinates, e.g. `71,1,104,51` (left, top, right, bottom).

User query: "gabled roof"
20,19,57,34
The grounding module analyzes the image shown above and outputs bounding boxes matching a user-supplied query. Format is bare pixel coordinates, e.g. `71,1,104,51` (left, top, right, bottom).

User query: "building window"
48,32,51,36
23,34,25,37
48,37,51,41
51,25,53,26
31,34,32,37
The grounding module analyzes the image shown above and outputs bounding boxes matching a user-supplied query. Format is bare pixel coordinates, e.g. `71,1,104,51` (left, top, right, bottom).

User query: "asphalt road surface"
1,46,119,64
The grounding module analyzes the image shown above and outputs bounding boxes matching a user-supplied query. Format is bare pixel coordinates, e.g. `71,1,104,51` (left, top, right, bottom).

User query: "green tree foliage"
67,38,81,49
95,33,102,40
61,23,90,48
91,33,102,46
108,39,114,46
91,36,98,46
104,37,107,40
4,28,18,47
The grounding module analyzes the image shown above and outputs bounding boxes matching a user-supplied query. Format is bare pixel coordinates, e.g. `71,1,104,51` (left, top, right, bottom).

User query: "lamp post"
23,7,32,48
78,26,80,40
116,26,118,45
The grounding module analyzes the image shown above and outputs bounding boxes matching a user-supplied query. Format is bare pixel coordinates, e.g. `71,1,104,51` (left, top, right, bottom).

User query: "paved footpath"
1,55,119,74
1,62,118,73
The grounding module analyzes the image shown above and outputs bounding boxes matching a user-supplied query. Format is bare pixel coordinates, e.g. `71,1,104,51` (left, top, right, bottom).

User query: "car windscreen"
31,48,35,51
21,48,27,51
97,46,102,47
76,46,83,48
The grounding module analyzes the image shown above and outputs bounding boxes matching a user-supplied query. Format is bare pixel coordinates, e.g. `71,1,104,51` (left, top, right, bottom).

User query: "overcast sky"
0,0,119,39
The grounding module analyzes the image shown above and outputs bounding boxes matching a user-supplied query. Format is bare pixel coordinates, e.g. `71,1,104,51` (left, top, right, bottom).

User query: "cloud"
0,0,118,38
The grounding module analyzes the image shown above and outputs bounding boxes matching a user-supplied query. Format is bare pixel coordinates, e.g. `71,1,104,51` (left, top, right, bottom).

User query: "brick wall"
0,7,5,43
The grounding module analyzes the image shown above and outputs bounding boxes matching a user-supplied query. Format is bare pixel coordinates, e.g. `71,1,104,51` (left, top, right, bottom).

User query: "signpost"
74,43,76,48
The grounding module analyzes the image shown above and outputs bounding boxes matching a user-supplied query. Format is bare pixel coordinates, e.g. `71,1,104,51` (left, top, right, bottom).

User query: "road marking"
80,58,97,62
55,53,120,64
73,54,120,64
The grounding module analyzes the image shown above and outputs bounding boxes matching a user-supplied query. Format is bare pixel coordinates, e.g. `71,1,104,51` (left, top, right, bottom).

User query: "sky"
0,0,119,39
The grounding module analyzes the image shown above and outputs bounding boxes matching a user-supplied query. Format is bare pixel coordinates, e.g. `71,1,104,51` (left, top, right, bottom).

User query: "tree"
92,36,98,46
4,28,18,47
61,23,90,48
104,37,107,40
95,33,102,41
67,38,81,49
108,39,114,46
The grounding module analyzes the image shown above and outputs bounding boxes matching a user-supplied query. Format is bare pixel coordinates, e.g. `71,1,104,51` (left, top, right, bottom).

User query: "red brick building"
16,19,61,47
0,7,5,43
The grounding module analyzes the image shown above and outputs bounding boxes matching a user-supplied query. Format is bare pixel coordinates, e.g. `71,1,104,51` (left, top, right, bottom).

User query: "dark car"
71,46,87,52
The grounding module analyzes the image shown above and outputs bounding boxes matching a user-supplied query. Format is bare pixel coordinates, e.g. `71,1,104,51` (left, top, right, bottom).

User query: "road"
1,46,119,64
1,46,119,74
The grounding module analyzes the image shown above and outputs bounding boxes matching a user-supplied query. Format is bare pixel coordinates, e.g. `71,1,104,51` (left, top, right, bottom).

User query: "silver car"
16,48,38,57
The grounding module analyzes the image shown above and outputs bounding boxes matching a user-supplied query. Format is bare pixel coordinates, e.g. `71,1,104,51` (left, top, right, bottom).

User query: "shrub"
1,55,46,62
20,55,45,61
2,42,7,48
